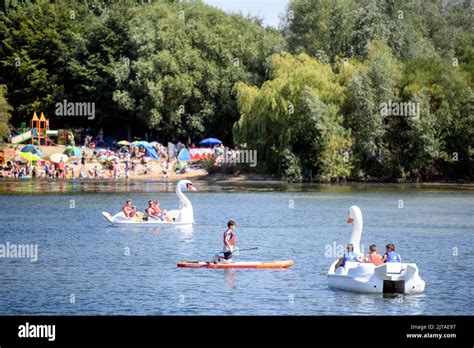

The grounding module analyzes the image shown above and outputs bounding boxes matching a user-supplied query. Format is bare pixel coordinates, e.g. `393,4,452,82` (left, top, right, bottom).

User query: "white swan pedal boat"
327,206,425,294
102,179,196,227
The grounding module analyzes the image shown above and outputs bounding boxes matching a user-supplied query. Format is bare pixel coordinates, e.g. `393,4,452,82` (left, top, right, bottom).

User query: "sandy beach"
1,143,208,181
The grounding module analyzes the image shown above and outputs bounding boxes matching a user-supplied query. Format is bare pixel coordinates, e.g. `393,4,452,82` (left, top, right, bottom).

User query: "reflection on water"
223,269,237,287
1,178,473,195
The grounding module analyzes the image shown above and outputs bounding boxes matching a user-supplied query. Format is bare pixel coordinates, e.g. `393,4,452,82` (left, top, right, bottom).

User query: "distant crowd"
0,130,227,180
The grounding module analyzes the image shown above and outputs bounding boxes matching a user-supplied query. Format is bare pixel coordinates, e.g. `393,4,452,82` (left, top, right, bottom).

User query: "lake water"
0,180,472,315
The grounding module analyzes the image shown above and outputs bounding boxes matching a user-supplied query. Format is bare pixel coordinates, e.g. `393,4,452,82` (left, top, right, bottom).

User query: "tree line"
0,0,473,181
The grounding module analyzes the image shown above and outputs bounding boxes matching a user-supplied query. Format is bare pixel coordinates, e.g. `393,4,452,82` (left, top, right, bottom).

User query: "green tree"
234,52,352,182
0,84,12,141
345,40,401,178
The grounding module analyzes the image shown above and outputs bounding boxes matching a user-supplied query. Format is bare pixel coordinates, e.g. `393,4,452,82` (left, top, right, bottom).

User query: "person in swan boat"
122,199,145,221
382,243,402,263
364,244,383,266
334,243,361,270
149,200,172,222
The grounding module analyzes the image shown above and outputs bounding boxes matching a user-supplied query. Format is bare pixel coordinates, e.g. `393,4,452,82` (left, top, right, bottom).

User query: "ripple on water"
0,182,472,315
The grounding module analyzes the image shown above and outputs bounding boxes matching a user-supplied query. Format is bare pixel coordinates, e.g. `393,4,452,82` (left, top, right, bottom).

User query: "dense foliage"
0,0,285,143
0,84,12,140
0,0,472,181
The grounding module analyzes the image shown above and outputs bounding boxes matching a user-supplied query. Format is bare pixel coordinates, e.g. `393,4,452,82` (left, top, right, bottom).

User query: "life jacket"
344,252,358,262
369,252,383,266
223,229,235,247
386,251,401,262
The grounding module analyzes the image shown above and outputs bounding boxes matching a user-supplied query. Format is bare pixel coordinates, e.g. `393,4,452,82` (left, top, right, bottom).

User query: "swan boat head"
174,179,196,223
177,179,196,192
347,205,363,256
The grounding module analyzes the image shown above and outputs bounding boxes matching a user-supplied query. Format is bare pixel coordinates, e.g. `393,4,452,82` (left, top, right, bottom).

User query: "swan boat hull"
327,260,425,294
102,212,193,227
102,179,195,227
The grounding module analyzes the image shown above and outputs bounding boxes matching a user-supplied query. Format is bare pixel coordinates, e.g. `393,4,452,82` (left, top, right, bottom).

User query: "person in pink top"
58,159,65,178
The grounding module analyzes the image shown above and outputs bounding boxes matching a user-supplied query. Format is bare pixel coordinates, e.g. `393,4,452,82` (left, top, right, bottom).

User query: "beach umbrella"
50,153,69,163
117,140,131,146
199,137,222,147
4,149,17,159
21,144,38,154
135,140,151,147
63,146,82,158
19,152,40,163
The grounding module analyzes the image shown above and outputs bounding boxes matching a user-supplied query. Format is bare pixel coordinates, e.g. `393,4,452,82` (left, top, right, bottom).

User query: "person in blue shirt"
382,243,402,263
335,243,361,270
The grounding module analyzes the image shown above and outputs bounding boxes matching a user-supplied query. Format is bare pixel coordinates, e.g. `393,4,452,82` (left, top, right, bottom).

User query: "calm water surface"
0,180,472,315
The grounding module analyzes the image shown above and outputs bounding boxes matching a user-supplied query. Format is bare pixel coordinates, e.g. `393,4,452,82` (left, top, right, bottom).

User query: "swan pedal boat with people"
102,179,196,227
327,205,425,294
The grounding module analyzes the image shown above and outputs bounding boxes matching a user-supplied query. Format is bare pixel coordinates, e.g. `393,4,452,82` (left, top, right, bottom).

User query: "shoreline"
1,173,472,190
201,173,474,189
2,144,472,189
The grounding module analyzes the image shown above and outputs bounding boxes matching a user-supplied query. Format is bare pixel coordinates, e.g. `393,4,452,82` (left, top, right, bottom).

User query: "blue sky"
202,0,290,28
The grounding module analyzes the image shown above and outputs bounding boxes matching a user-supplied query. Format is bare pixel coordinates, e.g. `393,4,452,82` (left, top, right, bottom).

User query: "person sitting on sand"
334,244,361,271
364,244,383,266
382,243,402,263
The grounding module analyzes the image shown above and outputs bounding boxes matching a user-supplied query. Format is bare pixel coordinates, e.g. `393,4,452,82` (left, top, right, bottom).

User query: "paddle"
208,247,258,263
217,247,258,256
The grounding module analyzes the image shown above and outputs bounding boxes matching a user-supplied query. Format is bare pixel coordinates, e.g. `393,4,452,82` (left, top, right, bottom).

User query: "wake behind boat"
102,179,196,227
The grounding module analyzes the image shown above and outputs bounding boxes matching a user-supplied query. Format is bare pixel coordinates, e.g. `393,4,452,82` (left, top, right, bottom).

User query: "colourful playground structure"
10,112,71,146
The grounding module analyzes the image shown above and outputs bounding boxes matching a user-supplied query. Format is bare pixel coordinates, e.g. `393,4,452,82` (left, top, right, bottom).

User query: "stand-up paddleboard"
177,260,294,269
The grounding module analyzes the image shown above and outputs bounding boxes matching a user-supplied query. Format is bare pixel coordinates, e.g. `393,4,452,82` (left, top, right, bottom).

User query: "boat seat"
344,261,359,270
386,262,403,274
347,263,374,277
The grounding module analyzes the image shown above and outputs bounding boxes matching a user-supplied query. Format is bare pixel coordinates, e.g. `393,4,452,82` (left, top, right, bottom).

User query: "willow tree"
234,52,352,182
